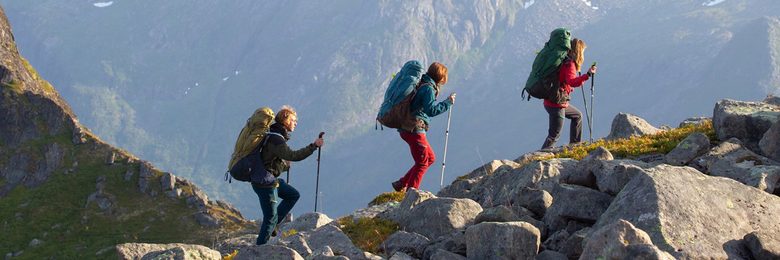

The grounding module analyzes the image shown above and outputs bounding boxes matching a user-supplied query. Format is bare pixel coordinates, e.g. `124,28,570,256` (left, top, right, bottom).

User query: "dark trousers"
252,178,299,245
542,105,582,150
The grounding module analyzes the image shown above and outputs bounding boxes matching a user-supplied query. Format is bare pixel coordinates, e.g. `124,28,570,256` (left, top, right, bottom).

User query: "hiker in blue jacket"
392,62,456,192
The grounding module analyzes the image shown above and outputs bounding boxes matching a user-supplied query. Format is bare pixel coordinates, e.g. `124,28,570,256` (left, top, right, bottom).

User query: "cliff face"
0,6,251,258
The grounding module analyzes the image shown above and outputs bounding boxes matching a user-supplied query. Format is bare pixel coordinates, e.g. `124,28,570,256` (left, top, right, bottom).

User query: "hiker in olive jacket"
253,105,324,245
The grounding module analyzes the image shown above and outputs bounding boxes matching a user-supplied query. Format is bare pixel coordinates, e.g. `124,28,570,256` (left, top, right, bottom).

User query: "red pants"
398,131,435,189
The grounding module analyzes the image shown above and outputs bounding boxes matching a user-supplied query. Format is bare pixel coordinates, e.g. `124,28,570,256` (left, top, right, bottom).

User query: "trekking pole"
440,97,454,187
588,62,597,142
286,166,290,184
579,73,592,143
314,132,324,212
589,73,595,142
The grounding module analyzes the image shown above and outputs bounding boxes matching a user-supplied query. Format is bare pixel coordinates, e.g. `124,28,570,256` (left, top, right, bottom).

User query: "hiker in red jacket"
541,38,597,150
392,62,456,192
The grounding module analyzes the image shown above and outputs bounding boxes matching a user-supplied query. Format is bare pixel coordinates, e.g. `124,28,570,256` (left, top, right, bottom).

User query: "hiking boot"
392,181,405,192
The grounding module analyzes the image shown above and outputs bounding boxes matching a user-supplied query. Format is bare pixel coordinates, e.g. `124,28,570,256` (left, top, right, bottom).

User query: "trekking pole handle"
319,132,325,139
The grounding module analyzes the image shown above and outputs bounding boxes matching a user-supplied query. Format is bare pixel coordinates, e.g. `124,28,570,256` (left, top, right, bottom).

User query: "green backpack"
522,28,572,102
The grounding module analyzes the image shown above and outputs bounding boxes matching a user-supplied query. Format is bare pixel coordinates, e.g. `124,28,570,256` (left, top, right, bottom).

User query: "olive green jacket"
261,123,318,179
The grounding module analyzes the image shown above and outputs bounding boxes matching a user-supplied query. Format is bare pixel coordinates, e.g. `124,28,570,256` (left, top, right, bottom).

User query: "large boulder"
760,119,780,162
465,222,540,260
378,188,436,224
429,249,467,260
279,212,333,234
474,205,519,224
403,197,482,239
559,227,590,259
543,183,613,233
713,99,780,148
511,187,553,218
591,160,650,196
594,165,780,259
309,246,345,260
452,158,577,209
234,244,304,260
305,224,365,260
580,219,673,260
744,231,780,260
692,138,780,193
664,132,711,166
421,230,467,259
278,233,312,258
438,160,520,199
379,231,429,258
606,113,661,140
115,243,221,260
561,147,614,189
534,250,567,260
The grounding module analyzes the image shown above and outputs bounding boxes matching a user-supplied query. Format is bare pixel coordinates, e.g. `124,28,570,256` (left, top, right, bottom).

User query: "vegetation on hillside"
0,133,248,258
554,120,716,160
337,217,399,254
368,191,405,207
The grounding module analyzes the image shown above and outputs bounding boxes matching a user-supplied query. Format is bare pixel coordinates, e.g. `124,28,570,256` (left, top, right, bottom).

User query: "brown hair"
427,62,448,86
569,38,586,72
275,105,297,124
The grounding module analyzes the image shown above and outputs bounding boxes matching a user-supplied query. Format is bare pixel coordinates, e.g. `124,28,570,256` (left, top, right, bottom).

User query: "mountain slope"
2,0,780,218
0,6,251,258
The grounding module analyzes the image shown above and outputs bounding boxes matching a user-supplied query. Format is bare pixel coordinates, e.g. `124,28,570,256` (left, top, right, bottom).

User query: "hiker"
391,62,456,192
253,105,324,245
541,38,597,150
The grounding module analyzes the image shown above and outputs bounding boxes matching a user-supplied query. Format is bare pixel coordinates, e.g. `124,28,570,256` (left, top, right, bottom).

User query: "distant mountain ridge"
0,6,253,258
1,0,779,218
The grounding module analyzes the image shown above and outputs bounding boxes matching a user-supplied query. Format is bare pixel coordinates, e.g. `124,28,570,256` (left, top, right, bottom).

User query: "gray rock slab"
115,243,221,260
594,164,780,259
403,197,482,240
465,221,540,260
713,99,780,148
665,132,711,166
607,113,661,140
234,244,303,260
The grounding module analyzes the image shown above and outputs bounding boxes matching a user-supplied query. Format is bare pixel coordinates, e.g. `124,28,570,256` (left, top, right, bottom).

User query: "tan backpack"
228,107,275,170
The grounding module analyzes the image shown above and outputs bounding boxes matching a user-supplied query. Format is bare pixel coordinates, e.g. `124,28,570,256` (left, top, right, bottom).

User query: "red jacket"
544,60,590,108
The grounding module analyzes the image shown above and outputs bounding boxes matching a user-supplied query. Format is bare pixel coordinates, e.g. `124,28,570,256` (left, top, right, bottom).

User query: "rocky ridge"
121,97,780,259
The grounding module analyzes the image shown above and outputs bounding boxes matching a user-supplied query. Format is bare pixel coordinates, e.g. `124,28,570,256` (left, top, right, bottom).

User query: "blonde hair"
427,62,448,85
569,38,586,72
275,105,297,124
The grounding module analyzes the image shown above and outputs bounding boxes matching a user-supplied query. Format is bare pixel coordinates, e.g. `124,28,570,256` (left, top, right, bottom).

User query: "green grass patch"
20,57,56,94
337,217,399,254
368,192,405,207
2,79,22,94
554,120,716,160
0,139,238,258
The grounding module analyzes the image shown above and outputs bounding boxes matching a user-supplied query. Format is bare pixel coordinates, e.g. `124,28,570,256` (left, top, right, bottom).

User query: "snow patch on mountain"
93,1,114,8
703,0,726,6
523,0,535,9
582,0,599,10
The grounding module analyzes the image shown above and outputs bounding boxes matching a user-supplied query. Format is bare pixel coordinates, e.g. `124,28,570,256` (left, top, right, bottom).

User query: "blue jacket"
410,74,452,132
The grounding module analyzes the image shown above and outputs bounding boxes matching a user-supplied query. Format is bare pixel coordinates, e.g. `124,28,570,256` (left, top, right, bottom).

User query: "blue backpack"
377,60,425,130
